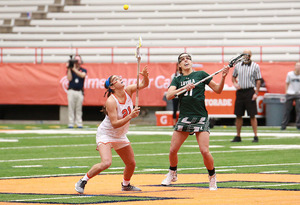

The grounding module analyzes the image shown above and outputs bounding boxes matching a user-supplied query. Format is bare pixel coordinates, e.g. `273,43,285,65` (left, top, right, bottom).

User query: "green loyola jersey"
170,71,212,118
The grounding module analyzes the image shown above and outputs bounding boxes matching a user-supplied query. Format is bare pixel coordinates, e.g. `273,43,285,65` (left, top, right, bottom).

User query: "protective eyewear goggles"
178,53,192,63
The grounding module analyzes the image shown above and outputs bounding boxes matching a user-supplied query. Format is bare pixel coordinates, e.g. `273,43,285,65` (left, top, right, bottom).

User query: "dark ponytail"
102,75,114,115
104,75,114,97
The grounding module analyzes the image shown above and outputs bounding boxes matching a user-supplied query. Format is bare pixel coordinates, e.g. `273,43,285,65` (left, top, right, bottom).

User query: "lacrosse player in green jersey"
161,53,229,190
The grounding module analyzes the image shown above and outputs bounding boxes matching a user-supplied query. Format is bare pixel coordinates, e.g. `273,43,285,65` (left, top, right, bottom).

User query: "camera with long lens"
67,55,78,69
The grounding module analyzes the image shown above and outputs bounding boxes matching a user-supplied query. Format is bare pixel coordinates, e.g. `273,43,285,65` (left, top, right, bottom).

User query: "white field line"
0,144,96,150
1,129,300,179
215,169,236,172
141,163,300,172
108,167,126,170
1,173,86,179
0,139,18,142
12,195,93,202
1,130,300,138
0,141,225,150
0,130,97,134
0,150,259,163
9,135,95,140
58,166,89,169
231,145,300,150
0,136,297,150
12,165,43,168
216,163,300,169
1,131,300,144
0,130,174,135
142,168,236,172
0,155,99,163
2,163,300,179
0,141,173,150
0,148,298,163
233,183,300,188
0,138,286,150
183,145,224,148
260,170,289,173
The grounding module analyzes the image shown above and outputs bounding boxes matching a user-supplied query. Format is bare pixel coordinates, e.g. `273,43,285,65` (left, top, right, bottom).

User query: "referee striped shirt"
232,61,262,89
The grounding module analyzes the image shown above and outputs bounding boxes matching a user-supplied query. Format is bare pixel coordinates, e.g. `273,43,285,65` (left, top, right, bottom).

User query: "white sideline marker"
109,167,125,170
231,145,300,150
12,195,92,202
0,139,18,142
58,166,88,169
183,145,224,148
260,170,289,174
2,130,300,139
13,165,43,168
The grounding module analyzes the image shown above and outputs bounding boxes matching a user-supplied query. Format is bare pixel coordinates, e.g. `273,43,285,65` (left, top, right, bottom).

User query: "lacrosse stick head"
228,54,246,67
135,36,142,60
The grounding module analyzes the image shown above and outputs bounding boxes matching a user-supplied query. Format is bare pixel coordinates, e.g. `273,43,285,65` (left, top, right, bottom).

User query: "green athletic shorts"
174,116,210,133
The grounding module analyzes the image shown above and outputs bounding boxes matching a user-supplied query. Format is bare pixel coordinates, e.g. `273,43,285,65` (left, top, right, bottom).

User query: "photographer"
66,55,87,128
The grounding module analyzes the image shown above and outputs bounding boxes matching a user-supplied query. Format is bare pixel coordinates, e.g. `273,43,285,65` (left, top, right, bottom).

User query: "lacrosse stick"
135,36,142,108
175,53,246,97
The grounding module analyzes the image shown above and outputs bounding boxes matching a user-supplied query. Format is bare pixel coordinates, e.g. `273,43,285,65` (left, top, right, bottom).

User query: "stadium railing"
0,45,299,64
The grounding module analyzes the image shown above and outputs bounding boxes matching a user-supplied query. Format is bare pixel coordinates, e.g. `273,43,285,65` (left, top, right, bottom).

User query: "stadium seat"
1,0,300,62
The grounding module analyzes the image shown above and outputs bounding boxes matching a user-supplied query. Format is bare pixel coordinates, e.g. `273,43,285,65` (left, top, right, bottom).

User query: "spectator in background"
231,49,262,143
281,62,300,130
67,55,87,128
171,63,181,127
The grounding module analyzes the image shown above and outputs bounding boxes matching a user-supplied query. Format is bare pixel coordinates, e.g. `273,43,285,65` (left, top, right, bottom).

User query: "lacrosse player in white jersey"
75,66,149,194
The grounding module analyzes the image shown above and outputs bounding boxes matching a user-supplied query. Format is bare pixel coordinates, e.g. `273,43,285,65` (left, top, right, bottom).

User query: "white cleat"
209,174,217,190
161,170,177,186
75,179,87,194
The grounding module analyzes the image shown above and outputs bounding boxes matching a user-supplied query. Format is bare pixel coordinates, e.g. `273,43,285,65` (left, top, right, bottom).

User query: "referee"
231,49,262,143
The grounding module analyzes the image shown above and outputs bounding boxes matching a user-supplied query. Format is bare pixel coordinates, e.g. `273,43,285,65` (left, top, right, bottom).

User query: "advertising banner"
0,62,293,112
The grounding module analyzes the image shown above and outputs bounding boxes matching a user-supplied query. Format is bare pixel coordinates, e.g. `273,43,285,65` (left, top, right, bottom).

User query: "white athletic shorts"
96,129,130,151
96,140,130,150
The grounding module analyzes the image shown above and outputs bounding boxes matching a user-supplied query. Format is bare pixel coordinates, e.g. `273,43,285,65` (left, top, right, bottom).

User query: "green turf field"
0,124,300,204
0,124,299,178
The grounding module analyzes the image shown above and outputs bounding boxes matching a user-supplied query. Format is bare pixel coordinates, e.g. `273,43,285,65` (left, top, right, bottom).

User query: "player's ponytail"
100,106,108,116
104,75,114,97
102,75,116,116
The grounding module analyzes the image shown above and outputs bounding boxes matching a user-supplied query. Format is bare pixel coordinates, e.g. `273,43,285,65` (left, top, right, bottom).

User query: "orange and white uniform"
96,91,133,150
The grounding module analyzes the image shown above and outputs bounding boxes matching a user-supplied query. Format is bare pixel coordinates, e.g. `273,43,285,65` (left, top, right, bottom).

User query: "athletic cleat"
121,183,141,191
252,136,259,143
209,174,217,190
231,136,241,142
75,179,87,194
161,170,177,186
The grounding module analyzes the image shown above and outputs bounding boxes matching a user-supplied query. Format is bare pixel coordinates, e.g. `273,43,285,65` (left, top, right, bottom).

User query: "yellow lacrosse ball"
123,4,129,10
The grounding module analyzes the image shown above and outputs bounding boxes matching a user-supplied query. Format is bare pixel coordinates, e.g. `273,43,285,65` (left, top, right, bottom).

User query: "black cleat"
252,136,259,143
231,136,241,142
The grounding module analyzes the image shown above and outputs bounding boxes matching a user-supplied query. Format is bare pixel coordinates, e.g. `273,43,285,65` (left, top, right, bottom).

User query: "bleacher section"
0,0,299,63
